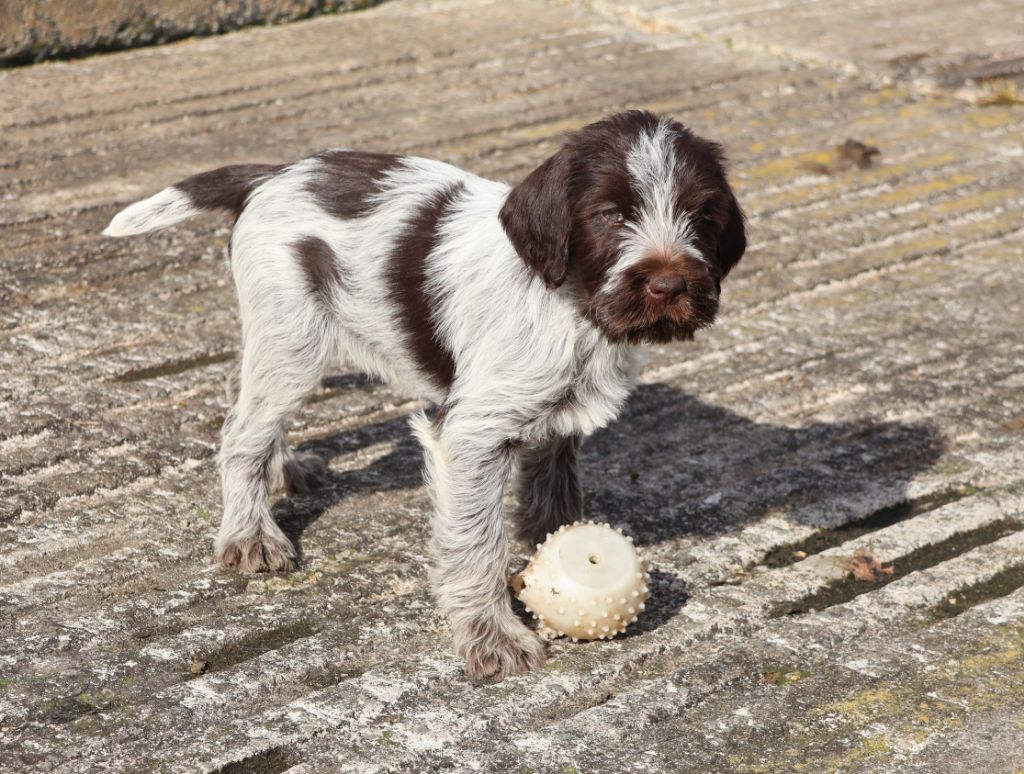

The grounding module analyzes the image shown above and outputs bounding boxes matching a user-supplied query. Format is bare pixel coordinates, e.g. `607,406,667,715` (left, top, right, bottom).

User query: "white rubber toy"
512,521,650,641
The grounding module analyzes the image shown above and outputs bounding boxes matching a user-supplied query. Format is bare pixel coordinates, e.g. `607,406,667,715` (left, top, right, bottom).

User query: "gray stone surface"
0,0,384,66
1,0,1023,771
590,0,1024,83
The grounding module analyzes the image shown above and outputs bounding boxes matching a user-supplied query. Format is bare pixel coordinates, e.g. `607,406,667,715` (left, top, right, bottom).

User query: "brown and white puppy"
104,110,746,680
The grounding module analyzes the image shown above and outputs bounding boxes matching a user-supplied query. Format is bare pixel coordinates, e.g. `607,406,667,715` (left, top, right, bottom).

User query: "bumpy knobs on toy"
512,522,650,641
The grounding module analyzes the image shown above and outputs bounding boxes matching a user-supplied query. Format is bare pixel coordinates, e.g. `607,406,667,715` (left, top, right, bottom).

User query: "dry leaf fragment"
841,548,894,583
798,139,881,176
189,658,209,675
836,139,881,169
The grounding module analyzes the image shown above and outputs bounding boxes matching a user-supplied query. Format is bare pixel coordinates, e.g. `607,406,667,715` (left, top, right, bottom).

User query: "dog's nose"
646,274,687,302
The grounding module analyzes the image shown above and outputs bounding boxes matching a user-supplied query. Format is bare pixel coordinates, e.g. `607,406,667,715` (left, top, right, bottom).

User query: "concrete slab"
0,0,384,66
2,0,1023,771
592,0,1024,85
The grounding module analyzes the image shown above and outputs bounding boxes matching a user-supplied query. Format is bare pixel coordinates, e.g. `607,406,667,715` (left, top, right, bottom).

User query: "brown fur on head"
500,110,746,343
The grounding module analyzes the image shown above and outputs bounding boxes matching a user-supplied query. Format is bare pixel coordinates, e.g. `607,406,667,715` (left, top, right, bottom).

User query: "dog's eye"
596,208,624,226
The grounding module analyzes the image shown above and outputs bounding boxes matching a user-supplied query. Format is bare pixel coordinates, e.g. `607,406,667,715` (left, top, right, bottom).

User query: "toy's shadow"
272,378,944,616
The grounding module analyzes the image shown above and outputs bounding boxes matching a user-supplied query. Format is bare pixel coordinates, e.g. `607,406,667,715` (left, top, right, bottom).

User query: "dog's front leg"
412,411,545,681
514,434,583,546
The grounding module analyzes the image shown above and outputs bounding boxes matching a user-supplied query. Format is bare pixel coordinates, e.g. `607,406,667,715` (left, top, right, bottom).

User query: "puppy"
104,110,746,680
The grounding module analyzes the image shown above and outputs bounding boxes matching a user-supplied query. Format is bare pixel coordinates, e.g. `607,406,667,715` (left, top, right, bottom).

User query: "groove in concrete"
112,350,236,382
770,516,1023,617
759,485,979,571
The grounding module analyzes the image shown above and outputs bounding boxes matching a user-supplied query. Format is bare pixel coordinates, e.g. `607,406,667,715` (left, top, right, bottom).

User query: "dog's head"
500,110,746,343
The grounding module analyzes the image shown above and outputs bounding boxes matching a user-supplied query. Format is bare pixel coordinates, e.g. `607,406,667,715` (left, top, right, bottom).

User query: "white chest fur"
528,322,642,440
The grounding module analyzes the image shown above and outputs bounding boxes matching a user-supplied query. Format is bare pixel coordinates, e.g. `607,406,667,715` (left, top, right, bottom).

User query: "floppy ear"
499,148,573,288
716,193,746,281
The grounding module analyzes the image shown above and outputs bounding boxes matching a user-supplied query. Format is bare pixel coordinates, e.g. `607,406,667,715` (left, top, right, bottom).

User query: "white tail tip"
103,187,198,237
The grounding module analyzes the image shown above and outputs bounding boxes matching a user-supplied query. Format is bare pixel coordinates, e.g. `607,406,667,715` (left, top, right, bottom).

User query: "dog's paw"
458,616,546,682
282,451,328,495
217,531,296,573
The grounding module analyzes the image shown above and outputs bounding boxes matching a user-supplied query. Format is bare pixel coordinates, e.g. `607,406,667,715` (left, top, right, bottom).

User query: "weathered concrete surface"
591,0,1024,84
0,0,384,66
1,0,1023,771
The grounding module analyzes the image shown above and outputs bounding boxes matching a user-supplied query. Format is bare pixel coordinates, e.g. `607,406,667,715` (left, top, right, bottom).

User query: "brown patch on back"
387,182,464,390
175,164,283,215
293,236,342,311
309,150,402,219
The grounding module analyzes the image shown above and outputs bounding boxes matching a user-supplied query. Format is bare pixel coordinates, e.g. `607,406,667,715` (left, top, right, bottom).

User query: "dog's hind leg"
224,355,328,499
268,436,328,496
215,312,331,572
513,434,583,546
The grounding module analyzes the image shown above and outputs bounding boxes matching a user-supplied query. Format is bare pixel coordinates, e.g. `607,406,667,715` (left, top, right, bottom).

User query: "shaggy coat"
104,111,746,680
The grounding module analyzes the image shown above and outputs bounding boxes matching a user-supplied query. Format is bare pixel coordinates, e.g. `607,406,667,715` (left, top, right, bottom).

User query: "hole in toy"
588,554,600,565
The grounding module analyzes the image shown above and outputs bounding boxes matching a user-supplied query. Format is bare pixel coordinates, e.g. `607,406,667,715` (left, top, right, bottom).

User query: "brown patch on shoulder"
387,182,464,390
309,150,402,219
293,236,342,311
175,164,283,215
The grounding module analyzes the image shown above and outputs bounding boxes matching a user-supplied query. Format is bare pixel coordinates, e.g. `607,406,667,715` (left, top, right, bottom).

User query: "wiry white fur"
600,118,702,298
102,187,199,236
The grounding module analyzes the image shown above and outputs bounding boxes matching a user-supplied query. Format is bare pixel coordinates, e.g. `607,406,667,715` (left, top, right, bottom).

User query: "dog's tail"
102,163,282,237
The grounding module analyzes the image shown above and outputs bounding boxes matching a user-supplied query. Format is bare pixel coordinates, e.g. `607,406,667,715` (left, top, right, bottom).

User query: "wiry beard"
585,260,719,344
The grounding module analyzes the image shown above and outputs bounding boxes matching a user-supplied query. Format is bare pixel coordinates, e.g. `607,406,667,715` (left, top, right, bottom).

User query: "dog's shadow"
271,410,424,549
582,382,945,543
272,379,943,628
